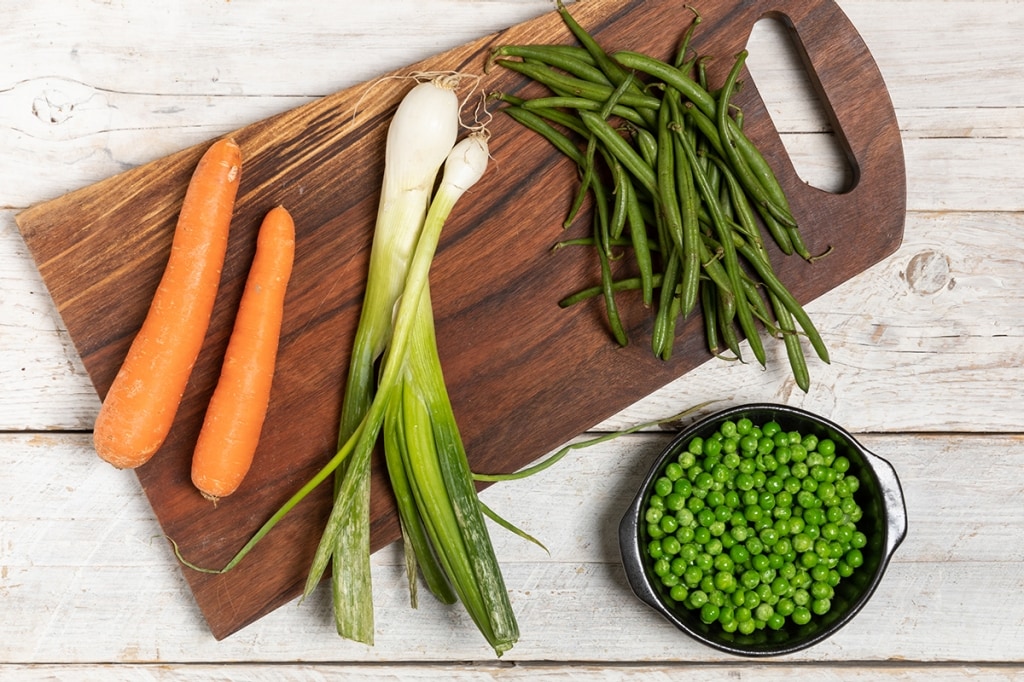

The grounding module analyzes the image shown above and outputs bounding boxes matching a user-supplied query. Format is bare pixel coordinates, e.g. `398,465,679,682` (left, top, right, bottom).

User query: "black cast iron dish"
619,403,908,657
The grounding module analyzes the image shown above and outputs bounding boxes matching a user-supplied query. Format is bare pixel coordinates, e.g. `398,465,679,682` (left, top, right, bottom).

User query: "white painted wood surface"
2,0,1023,678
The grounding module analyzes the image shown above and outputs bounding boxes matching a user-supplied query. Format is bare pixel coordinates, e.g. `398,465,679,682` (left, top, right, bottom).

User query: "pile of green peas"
642,417,867,635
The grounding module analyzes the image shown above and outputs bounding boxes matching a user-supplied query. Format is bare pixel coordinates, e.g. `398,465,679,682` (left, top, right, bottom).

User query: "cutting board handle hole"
745,15,854,195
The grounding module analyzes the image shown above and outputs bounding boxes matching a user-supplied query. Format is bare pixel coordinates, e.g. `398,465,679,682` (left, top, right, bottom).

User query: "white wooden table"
3,1,1023,679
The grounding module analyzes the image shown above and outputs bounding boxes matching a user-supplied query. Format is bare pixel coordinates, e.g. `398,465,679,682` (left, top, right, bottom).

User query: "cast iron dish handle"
863,447,908,572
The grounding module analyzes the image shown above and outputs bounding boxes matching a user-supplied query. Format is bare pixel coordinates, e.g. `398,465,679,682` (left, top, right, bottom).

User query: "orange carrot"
191,205,295,501
93,137,243,469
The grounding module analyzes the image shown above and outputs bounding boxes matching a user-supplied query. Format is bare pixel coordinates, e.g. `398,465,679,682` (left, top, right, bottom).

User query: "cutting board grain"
15,0,904,640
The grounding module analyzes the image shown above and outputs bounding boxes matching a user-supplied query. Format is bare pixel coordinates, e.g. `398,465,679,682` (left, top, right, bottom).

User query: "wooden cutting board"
15,0,904,640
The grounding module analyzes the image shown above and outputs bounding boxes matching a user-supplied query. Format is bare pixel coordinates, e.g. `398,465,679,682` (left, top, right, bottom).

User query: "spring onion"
172,75,518,656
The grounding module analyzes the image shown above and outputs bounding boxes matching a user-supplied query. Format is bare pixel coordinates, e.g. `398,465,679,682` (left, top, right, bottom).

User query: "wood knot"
904,250,952,295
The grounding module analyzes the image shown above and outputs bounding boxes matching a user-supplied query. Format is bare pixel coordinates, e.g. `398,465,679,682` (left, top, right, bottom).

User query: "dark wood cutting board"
15,0,904,641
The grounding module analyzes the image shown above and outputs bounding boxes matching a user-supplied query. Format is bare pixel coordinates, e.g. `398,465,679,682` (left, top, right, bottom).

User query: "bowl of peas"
619,403,907,656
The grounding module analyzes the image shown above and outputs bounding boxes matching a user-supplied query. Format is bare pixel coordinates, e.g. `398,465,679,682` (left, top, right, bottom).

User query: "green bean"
770,290,810,392
740,277,773,331
521,96,649,127
715,286,743,361
672,6,703,68
700,276,719,356
502,106,586,167
681,131,767,367
552,236,635,249
578,110,658,196
652,249,682,360
591,155,629,347
609,156,630,240
635,126,659,167
666,94,700,318
495,59,661,112
716,50,797,233
559,273,664,307
624,177,655,306
735,240,829,364
490,44,597,69
613,50,717,119
554,0,656,129
507,48,611,85
496,5,828,388
565,132,598,229
656,94,686,259
616,49,798,231
520,53,614,86
712,154,768,258
561,72,638,230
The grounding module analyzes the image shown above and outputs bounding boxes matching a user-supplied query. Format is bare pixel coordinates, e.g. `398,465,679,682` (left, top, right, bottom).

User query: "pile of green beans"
642,417,867,634
491,2,829,391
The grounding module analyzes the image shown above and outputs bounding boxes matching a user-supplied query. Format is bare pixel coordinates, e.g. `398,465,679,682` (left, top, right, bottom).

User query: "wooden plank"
2,665,1022,682
12,0,904,639
2,432,1023,663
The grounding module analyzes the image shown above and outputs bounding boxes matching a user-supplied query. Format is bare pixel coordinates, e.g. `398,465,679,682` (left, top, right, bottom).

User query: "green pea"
661,536,681,556
673,478,692,497
641,417,868,636
695,472,714,490
700,602,720,623
702,491,722,511
714,571,737,592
